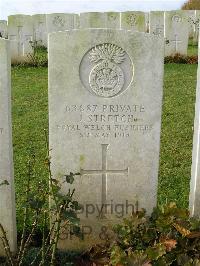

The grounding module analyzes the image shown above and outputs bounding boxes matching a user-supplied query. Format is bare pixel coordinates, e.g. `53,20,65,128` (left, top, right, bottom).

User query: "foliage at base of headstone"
165,53,198,64
27,41,48,67
11,41,48,67
83,203,200,265
0,130,81,266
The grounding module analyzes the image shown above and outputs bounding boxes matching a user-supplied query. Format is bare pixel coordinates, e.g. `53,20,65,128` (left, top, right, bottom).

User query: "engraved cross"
80,144,129,213
171,34,182,52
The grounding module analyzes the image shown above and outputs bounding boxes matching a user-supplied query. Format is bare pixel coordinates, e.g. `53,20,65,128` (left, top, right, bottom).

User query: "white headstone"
0,38,17,256
49,29,164,249
194,10,200,43
80,12,106,28
149,11,164,37
80,12,120,29
185,10,196,39
164,11,189,56
105,12,120,28
145,12,149,32
46,13,79,34
121,11,146,32
190,36,200,217
32,14,47,47
8,15,34,63
0,20,8,38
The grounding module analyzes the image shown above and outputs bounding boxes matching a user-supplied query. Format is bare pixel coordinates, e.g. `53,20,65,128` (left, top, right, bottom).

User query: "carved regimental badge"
172,15,182,23
89,44,125,97
80,43,133,98
53,16,65,27
127,14,137,27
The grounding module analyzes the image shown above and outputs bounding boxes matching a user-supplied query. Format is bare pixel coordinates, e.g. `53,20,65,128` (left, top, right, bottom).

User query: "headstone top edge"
8,14,32,18
46,12,79,16
48,28,164,43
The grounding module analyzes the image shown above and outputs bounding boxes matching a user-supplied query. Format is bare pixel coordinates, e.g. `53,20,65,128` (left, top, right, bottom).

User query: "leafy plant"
165,53,198,64
0,130,81,265
84,203,200,265
26,41,48,67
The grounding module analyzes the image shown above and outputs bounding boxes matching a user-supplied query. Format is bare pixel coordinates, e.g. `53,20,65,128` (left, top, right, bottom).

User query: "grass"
12,66,48,229
11,42,198,228
188,38,198,56
158,64,197,208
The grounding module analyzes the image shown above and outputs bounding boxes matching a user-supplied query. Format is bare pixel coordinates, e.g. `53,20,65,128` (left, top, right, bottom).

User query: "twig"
0,223,15,266
18,215,39,266
17,159,32,263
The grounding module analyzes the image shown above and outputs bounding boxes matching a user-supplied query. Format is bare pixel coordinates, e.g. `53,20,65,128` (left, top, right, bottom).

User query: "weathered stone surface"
8,15,34,63
144,12,149,32
46,13,79,34
80,12,120,29
49,29,164,250
190,36,200,217
185,10,196,39
80,12,106,28
0,20,8,38
0,38,17,256
149,11,164,37
32,14,47,47
164,11,189,56
194,10,200,43
121,11,146,32
105,12,120,28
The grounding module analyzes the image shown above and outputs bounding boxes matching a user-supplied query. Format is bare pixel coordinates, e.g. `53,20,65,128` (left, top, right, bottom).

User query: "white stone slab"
8,15,34,63
194,10,200,43
0,38,17,256
0,20,8,38
149,11,164,37
145,12,149,32
32,14,47,47
46,13,79,34
49,29,164,250
80,12,106,28
164,11,189,56
190,35,200,217
80,12,120,29
185,10,196,39
105,12,120,28
121,11,146,32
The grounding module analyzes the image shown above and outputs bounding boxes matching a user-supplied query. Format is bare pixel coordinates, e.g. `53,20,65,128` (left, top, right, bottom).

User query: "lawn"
11,62,197,227
188,38,198,56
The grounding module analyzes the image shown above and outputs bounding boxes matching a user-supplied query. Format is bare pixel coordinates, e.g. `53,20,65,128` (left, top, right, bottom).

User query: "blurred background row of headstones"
0,10,199,63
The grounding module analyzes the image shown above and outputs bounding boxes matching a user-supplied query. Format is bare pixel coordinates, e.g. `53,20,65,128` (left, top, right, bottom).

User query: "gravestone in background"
32,14,47,47
145,12,150,32
194,10,200,44
8,15,34,63
164,11,189,56
185,10,196,39
105,12,120,28
46,13,79,34
0,38,17,256
49,28,164,250
80,12,106,28
0,20,8,38
149,11,164,37
190,36,200,217
80,12,120,29
121,11,146,32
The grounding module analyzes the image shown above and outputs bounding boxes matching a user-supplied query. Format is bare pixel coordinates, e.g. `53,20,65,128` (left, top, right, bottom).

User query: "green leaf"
146,243,166,260
65,172,75,184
